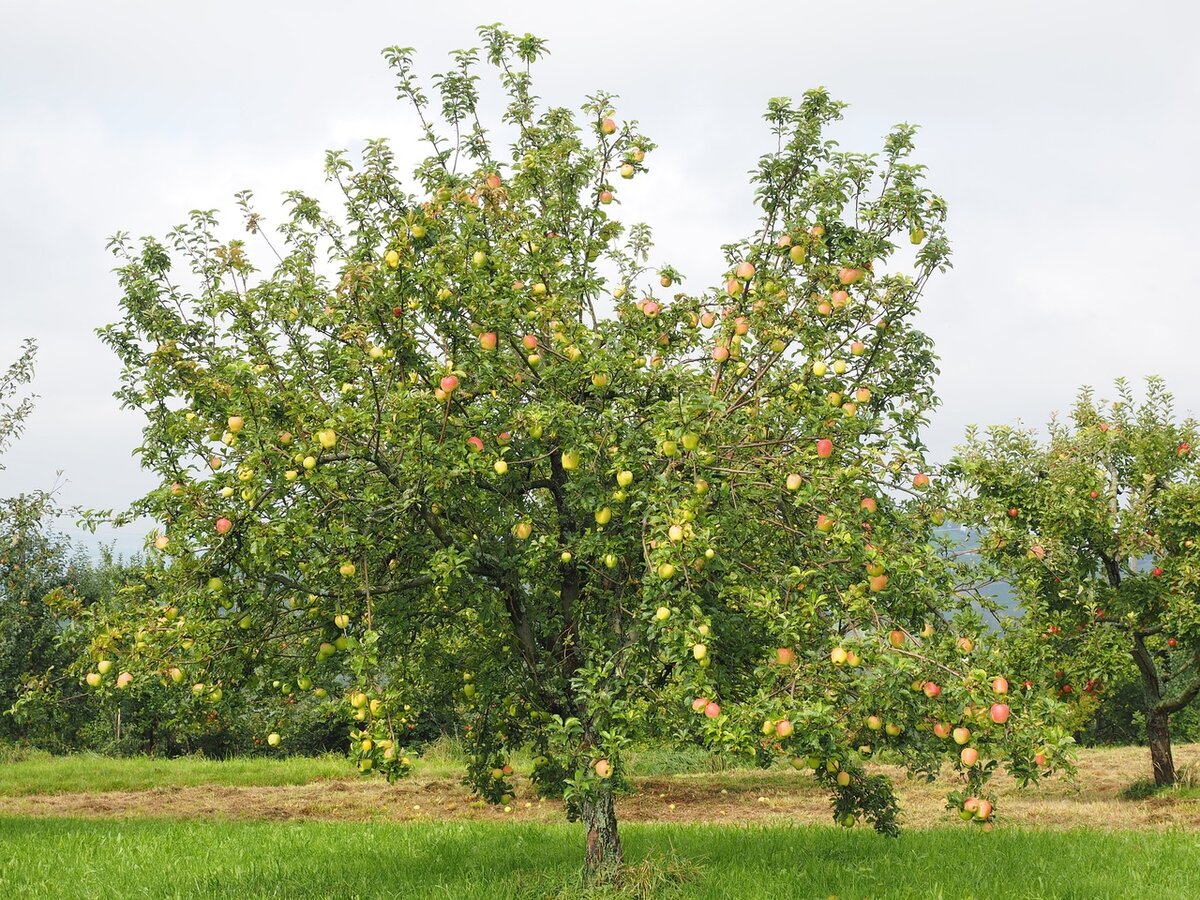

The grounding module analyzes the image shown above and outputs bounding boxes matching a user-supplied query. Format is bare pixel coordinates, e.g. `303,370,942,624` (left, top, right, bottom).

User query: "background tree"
95,27,1069,881
952,377,1199,787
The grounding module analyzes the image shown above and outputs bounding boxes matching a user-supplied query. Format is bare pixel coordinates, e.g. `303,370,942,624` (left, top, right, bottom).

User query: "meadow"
2,743,1199,898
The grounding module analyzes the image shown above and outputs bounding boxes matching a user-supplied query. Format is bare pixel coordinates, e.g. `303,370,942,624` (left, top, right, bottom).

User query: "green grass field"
2,817,1199,899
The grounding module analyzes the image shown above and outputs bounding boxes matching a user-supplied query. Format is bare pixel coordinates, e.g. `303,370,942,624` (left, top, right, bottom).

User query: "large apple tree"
952,377,1200,786
96,27,1069,880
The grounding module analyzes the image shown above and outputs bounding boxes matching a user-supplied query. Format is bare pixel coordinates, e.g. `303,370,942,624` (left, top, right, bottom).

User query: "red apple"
992,677,1009,694
691,697,708,713
704,701,721,719
933,722,952,739
479,332,497,351
860,497,878,514
467,436,484,453
1152,567,1164,577
215,517,232,535
888,629,905,648
775,647,796,666
923,681,941,699
439,374,459,394
989,703,1011,725
960,747,979,766
912,473,930,489
816,438,833,458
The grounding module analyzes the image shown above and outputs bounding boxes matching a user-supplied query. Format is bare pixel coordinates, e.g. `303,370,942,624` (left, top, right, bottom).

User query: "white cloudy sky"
2,1,1198,555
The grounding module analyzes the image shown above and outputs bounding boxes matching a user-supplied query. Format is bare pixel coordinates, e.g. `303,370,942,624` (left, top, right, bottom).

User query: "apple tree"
952,377,1200,786
96,27,1070,880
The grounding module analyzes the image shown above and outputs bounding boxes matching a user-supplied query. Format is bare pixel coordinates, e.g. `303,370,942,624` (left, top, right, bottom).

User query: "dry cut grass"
5,742,1200,832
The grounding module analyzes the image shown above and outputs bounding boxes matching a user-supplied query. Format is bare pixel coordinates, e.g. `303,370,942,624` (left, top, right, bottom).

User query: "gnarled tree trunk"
1147,708,1176,787
581,789,622,884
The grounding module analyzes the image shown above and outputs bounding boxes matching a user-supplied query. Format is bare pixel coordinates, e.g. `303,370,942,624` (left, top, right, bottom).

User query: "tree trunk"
1148,708,1176,787
581,789,622,884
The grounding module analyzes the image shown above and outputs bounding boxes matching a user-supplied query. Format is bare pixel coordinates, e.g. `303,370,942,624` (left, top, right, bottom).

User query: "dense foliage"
89,27,1069,878
953,377,1200,786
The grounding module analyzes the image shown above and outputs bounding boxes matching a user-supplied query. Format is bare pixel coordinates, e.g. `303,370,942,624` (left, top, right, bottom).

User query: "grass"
0,749,354,796
0,742,736,798
2,816,1200,898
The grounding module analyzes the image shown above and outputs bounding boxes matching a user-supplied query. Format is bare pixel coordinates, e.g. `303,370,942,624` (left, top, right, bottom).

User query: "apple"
267,732,282,748
816,439,833,458
1152,567,1164,577
912,473,930,489
847,650,861,667
860,497,878,514
960,747,979,767
923,681,941,699
836,771,851,787
215,517,232,535
712,344,730,363
990,703,1011,724
594,758,613,778
1007,507,1019,518
975,799,993,820
692,697,708,713
681,432,700,451
838,267,863,285
704,701,722,718
604,553,618,569
869,574,889,593
595,507,612,525
1168,637,1179,649
339,562,356,578
668,524,684,543
812,361,828,377
227,415,245,434
169,667,184,684
658,563,676,580
600,117,617,135
85,672,102,687
885,722,902,737
887,630,905,648
303,456,317,470
952,727,971,745
1034,752,1047,767
776,719,794,738
775,647,796,666
655,606,671,622
619,163,635,179
514,521,533,540
334,613,350,629
117,672,133,689
933,722,952,739
493,459,509,475
786,473,803,492
561,450,580,470
439,375,459,395
318,429,337,450
479,332,497,351
561,551,573,564
598,190,613,204
866,715,883,731
591,373,610,389
921,622,935,638
816,514,834,533
691,642,708,662
616,470,633,487
830,646,848,666
992,677,1009,694
467,436,484,453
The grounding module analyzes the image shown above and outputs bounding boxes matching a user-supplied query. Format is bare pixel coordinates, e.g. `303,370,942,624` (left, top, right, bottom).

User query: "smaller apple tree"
952,377,1200,787
93,27,1071,881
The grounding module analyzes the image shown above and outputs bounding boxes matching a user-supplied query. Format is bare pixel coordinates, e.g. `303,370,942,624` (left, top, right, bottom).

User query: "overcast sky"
2,1,1197,556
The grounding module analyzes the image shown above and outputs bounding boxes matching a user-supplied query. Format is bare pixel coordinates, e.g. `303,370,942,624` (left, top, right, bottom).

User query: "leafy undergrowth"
2,817,1200,899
